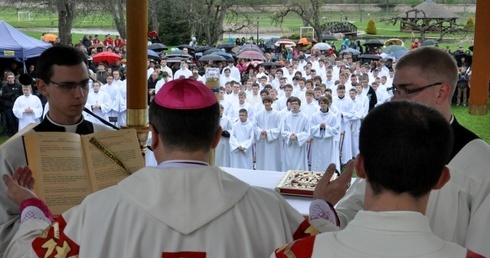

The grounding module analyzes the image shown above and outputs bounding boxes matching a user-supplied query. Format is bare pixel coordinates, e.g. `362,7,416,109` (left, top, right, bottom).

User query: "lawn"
1,7,475,50
452,103,490,142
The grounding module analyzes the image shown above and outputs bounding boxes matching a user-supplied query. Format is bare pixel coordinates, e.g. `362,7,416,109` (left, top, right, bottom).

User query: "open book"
23,129,145,216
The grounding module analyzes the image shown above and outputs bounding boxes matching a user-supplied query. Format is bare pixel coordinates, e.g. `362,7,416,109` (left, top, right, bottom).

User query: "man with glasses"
0,46,113,256
312,47,490,256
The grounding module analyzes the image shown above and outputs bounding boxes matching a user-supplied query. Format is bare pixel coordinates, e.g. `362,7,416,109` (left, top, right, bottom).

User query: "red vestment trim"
274,235,316,258
467,249,485,258
293,219,315,240
32,216,80,258
162,251,206,258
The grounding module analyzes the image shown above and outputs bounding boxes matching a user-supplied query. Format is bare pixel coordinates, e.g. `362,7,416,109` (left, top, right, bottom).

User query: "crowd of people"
0,34,488,257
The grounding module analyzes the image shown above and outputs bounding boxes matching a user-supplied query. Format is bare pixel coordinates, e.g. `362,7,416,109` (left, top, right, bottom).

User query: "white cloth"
281,111,310,171
309,109,339,172
117,81,127,127
173,68,192,79
272,210,473,258
219,75,238,88
12,95,43,131
100,83,122,127
254,109,282,171
228,102,255,123
334,96,354,164
300,101,319,118
229,120,254,169
215,116,233,167
225,92,239,106
84,90,112,125
246,94,262,107
349,97,367,158
221,65,241,82
6,166,311,258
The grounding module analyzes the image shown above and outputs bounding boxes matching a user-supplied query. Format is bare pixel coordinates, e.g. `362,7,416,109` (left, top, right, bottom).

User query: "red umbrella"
92,52,122,64
148,31,158,37
237,50,266,61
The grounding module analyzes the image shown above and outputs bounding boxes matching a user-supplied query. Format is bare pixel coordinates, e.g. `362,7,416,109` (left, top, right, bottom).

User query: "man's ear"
149,124,160,152
355,154,366,179
436,82,452,105
433,166,450,190
211,126,222,149
37,80,48,97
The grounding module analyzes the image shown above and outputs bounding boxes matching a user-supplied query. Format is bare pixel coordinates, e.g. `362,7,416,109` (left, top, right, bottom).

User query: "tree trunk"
113,0,127,39
149,0,159,32
57,0,75,45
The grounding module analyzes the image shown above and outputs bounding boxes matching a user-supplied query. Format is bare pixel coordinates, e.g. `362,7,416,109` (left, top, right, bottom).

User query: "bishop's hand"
2,166,37,206
313,162,353,206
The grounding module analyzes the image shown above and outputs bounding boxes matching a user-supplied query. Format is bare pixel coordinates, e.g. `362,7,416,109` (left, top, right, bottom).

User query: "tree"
56,0,76,44
465,16,475,31
153,0,256,46
365,18,377,35
270,0,326,42
100,0,127,39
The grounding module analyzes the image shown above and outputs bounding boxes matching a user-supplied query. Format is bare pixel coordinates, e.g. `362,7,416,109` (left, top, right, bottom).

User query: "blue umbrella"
390,49,408,59
147,49,160,60
212,51,234,61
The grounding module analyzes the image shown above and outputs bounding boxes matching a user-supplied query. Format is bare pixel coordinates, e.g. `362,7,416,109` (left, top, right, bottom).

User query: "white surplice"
229,120,254,169
215,115,233,167
12,95,43,131
281,111,310,171
309,109,339,173
254,109,282,171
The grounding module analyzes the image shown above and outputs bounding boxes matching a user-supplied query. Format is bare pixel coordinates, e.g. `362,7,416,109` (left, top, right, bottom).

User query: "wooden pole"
124,0,150,154
468,0,489,115
206,68,220,166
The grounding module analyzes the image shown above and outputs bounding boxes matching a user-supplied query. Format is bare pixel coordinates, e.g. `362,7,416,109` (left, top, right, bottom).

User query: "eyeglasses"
392,82,442,96
48,80,90,90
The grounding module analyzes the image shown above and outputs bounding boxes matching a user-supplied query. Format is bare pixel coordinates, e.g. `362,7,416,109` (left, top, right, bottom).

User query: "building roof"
398,0,460,19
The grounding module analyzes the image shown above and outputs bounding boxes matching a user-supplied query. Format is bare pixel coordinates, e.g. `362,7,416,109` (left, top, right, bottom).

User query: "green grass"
452,102,490,142
1,7,475,50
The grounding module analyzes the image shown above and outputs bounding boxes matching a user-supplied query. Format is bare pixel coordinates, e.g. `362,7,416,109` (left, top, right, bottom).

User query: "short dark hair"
359,101,453,198
149,100,220,153
288,96,301,106
260,89,269,96
37,46,88,82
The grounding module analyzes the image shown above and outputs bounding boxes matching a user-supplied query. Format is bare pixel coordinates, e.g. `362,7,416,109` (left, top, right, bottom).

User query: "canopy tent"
0,20,52,61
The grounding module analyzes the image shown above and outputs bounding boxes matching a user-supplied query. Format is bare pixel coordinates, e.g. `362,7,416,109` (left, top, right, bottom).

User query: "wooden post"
124,0,150,154
206,68,220,166
469,0,489,115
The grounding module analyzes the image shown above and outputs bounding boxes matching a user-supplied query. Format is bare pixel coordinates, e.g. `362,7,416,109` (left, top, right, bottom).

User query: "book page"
23,132,92,216
81,129,145,191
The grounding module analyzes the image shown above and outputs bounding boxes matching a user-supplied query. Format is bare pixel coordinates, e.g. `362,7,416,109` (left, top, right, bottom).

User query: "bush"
465,16,475,31
365,19,377,35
